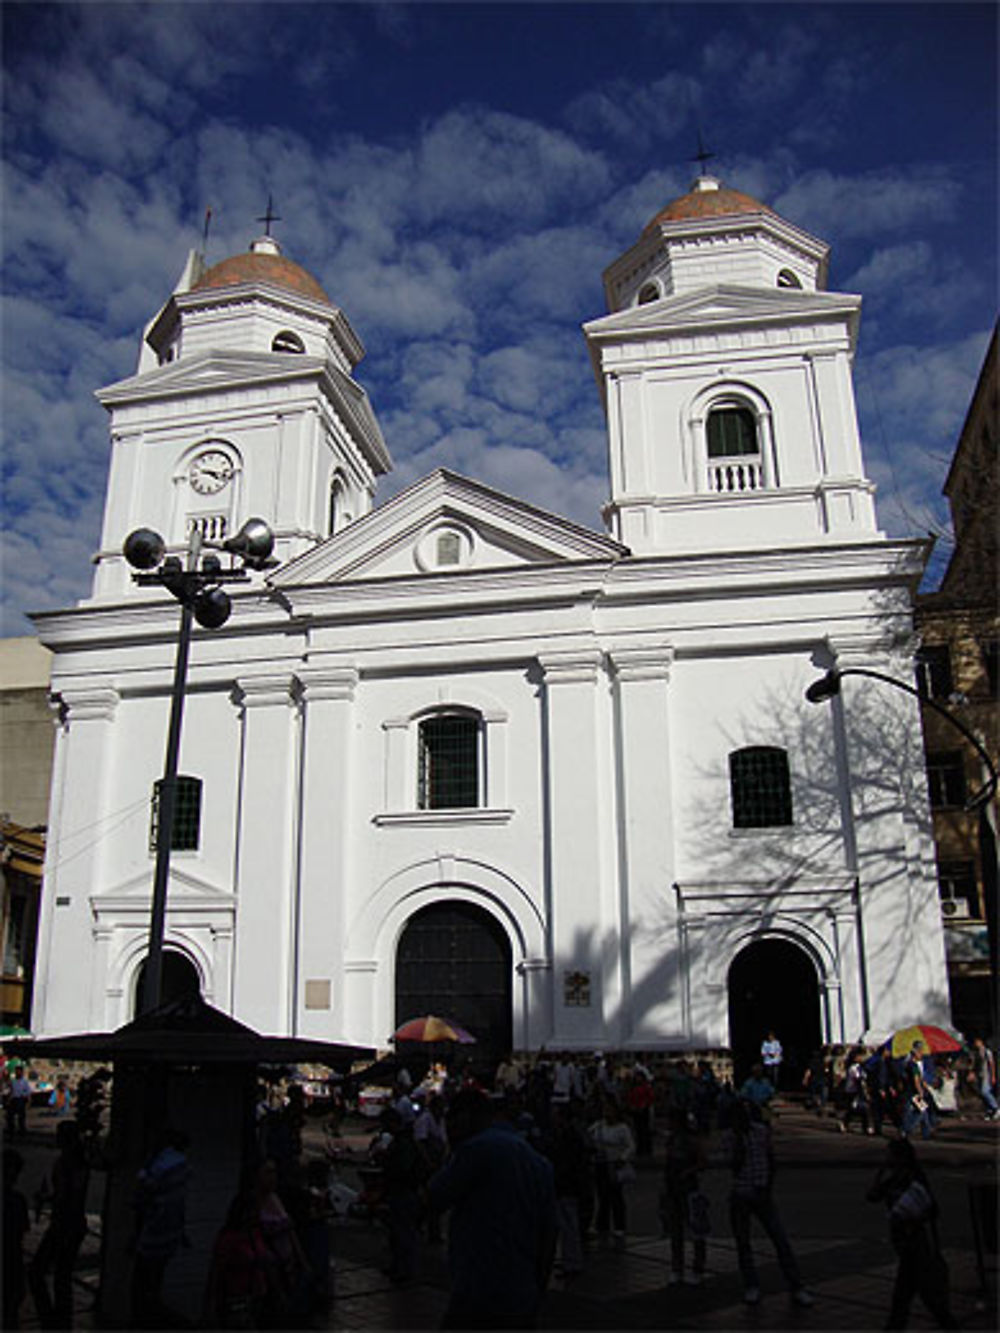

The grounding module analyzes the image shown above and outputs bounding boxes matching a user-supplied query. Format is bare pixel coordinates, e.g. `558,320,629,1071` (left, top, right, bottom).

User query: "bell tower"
584,174,881,556
89,231,391,601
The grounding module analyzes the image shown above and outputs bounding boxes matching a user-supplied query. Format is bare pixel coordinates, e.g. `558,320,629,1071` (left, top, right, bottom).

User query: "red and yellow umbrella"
391,1015,476,1044
887,1024,962,1058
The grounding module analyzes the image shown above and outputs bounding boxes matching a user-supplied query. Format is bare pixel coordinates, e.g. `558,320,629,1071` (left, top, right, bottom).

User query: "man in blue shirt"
428,1090,558,1329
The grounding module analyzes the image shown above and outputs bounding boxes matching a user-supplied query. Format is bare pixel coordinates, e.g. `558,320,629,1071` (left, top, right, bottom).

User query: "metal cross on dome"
256,195,282,236
691,131,716,175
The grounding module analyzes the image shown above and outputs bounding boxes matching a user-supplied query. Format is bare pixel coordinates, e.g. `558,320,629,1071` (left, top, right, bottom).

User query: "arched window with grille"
418,712,481,810
729,746,792,828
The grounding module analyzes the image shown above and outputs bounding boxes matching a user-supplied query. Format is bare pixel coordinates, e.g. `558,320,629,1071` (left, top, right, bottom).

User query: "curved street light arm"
807,666,998,813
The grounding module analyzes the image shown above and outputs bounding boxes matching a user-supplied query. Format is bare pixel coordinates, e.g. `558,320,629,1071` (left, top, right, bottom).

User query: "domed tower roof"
601,171,828,312
191,235,331,306
643,174,775,233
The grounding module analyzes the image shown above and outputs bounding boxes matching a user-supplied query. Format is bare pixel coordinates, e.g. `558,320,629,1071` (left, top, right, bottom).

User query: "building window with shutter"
729,746,793,828
925,751,966,810
915,644,953,700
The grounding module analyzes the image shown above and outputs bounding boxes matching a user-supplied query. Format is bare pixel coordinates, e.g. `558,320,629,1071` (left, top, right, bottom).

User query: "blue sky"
2,1,996,635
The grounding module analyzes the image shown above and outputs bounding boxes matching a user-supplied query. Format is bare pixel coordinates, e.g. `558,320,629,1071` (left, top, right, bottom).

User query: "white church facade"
30,174,952,1072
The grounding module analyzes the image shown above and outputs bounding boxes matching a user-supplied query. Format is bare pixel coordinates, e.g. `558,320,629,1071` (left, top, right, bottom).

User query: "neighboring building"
0,635,54,1028
30,173,951,1076
916,324,998,1040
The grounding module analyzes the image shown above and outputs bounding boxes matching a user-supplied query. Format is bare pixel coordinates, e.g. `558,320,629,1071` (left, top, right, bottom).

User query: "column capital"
296,665,359,703
56,684,120,721
538,648,604,685
824,633,912,670
608,644,674,683
516,957,552,973
234,674,298,710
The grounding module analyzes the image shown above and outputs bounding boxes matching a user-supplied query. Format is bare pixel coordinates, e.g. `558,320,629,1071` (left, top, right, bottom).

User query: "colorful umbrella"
887,1024,962,1058
392,1015,476,1044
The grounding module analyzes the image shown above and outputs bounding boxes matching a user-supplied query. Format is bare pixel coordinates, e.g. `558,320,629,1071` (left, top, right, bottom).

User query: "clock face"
189,450,234,495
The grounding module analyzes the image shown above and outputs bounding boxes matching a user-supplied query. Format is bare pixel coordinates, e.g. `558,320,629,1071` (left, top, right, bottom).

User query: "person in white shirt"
6,1069,32,1138
761,1032,783,1088
588,1099,635,1245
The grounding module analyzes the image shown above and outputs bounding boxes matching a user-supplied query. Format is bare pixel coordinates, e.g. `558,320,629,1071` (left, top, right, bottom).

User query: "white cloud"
774,167,959,240
856,330,992,561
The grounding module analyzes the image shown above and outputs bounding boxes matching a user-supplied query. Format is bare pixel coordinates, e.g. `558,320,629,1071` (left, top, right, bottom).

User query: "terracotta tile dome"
192,250,331,306
644,178,775,234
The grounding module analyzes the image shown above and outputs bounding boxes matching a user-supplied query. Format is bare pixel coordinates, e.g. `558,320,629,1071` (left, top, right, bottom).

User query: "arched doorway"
133,949,201,1016
396,902,512,1071
727,937,822,1088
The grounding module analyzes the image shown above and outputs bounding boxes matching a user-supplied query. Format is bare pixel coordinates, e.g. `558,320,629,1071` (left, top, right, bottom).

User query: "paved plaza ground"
7,1098,998,1330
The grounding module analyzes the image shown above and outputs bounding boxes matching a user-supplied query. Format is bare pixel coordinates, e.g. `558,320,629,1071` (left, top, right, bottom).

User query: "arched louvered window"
707,406,758,458
729,747,792,828
272,330,305,353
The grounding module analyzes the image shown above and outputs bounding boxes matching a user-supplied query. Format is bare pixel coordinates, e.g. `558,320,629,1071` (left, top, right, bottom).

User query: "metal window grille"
729,746,793,828
707,407,758,458
418,714,479,809
150,775,203,852
915,644,953,700
926,751,967,809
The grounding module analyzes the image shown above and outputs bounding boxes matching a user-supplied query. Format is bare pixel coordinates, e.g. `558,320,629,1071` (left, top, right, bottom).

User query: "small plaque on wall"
304,979,331,1010
563,969,591,1007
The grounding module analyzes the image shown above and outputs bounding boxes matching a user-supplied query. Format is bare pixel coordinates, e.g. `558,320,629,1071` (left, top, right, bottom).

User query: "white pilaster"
609,645,680,1043
34,685,119,1034
539,648,613,1046
826,640,950,1034
231,674,299,1034
295,665,359,1038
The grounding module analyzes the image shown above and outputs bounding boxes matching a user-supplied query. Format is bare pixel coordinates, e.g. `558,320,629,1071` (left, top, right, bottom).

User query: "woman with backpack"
867,1138,958,1328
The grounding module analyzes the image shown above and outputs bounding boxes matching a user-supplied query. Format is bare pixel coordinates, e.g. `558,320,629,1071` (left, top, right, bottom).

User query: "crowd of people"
2,1031,996,1329
793,1034,1000,1136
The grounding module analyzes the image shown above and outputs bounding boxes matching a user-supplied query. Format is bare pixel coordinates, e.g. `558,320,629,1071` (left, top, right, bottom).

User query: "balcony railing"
186,514,229,542
707,456,764,493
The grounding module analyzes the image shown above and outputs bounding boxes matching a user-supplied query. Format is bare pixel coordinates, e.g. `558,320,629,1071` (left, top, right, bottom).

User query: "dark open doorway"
133,950,201,1016
396,901,512,1074
727,937,822,1088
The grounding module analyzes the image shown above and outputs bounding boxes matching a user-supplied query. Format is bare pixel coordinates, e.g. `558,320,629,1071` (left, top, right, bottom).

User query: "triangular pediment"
97,350,324,405
90,866,235,912
584,284,860,340
271,469,625,587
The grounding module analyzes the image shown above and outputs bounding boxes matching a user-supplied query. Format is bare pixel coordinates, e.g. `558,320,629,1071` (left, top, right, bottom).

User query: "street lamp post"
806,664,999,1031
123,518,276,1014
